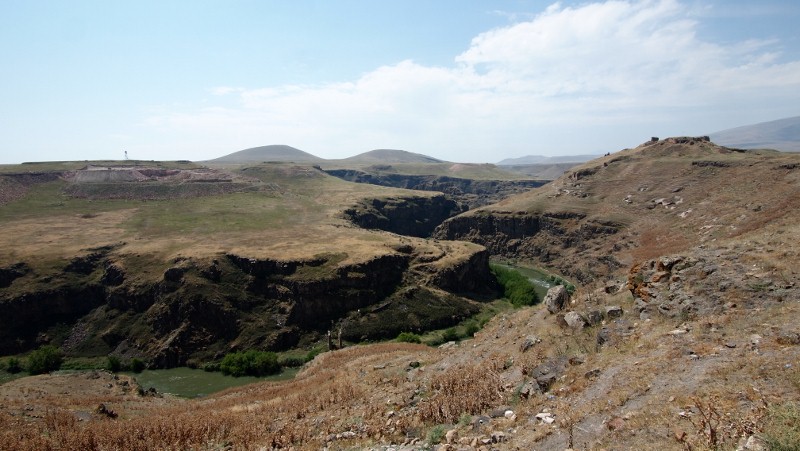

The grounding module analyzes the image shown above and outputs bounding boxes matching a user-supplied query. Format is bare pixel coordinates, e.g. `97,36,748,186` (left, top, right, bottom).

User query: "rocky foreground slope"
1,139,799,450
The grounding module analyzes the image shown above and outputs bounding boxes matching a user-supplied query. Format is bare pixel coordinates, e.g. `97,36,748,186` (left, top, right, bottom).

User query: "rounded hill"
335,149,445,165
207,145,324,164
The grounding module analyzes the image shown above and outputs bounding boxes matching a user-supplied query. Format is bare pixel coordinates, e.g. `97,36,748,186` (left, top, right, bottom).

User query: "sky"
1,0,799,164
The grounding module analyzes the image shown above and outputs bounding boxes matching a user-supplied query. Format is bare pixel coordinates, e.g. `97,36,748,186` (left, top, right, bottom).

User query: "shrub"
220,350,280,377
490,264,538,307
548,275,576,295
763,402,800,450
202,362,220,372
278,356,306,368
396,332,422,343
27,345,63,375
305,347,323,363
464,321,480,337
106,356,121,372
442,328,459,343
129,358,146,373
427,424,447,445
6,357,22,373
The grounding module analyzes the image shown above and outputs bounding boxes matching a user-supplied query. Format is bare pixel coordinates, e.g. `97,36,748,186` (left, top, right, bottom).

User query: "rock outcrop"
325,169,546,208
343,194,462,237
0,243,496,367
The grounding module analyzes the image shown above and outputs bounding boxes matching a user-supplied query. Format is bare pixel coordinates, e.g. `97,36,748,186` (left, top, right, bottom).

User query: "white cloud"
145,0,800,161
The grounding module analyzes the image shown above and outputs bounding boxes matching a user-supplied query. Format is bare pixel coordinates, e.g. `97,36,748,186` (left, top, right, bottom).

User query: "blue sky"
1,0,799,164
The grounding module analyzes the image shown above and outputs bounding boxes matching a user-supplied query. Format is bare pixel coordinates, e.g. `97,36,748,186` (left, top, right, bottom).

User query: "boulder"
564,311,588,329
544,285,569,313
605,305,624,319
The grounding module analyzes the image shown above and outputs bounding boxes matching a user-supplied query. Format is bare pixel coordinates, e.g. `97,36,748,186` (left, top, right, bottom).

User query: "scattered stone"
776,330,800,345
472,415,492,431
749,334,762,346
520,335,541,352
445,429,458,444
489,406,512,418
569,355,586,366
491,431,506,443
584,368,601,379
519,381,539,399
605,305,624,319
544,285,569,314
667,329,688,336
94,403,117,419
586,310,604,325
604,281,621,294
737,434,767,451
724,341,737,349
504,410,516,419
563,311,588,329
535,412,555,424
606,416,626,431
408,361,421,368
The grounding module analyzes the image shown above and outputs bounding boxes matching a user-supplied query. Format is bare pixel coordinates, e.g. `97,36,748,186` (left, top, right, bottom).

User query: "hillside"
1,138,799,450
0,161,493,367
333,148,445,165
497,154,599,165
436,136,800,283
207,144,325,164
710,115,800,151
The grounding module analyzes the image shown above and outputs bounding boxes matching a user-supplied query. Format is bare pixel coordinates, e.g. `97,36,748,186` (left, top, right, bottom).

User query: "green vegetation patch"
219,350,281,377
26,345,63,375
490,264,539,307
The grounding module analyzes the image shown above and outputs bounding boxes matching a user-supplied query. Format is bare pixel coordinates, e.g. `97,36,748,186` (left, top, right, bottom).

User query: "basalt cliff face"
325,169,547,208
0,241,493,367
342,194,463,237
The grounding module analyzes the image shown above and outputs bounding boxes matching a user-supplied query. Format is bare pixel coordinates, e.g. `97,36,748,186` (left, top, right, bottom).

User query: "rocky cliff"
343,194,463,237
0,241,495,367
434,137,800,284
325,169,546,208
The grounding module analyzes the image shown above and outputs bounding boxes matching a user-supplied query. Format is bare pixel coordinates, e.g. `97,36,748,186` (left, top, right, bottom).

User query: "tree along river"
493,261,555,300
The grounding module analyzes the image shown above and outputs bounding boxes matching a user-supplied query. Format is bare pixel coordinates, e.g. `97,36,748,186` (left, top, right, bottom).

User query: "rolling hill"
333,148,445,165
710,115,800,151
207,144,325,164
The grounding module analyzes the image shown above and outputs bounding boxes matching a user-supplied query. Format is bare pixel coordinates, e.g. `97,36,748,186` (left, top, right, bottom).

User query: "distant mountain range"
709,115,800,151
208,146,446,165
207,115,800,166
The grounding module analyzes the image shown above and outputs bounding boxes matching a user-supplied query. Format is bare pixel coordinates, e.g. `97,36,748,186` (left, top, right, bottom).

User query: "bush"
427,424,447,445
397,332,422,343
548,275,576,295
441,328,459,343
6,357,22,373
129,358,146,373
464,321,480,337
763,402,800,450
106,356,121,372
490,264,538,307
220,350,280,377
305,347,323,363
278,355,306,368
27,345,63,375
